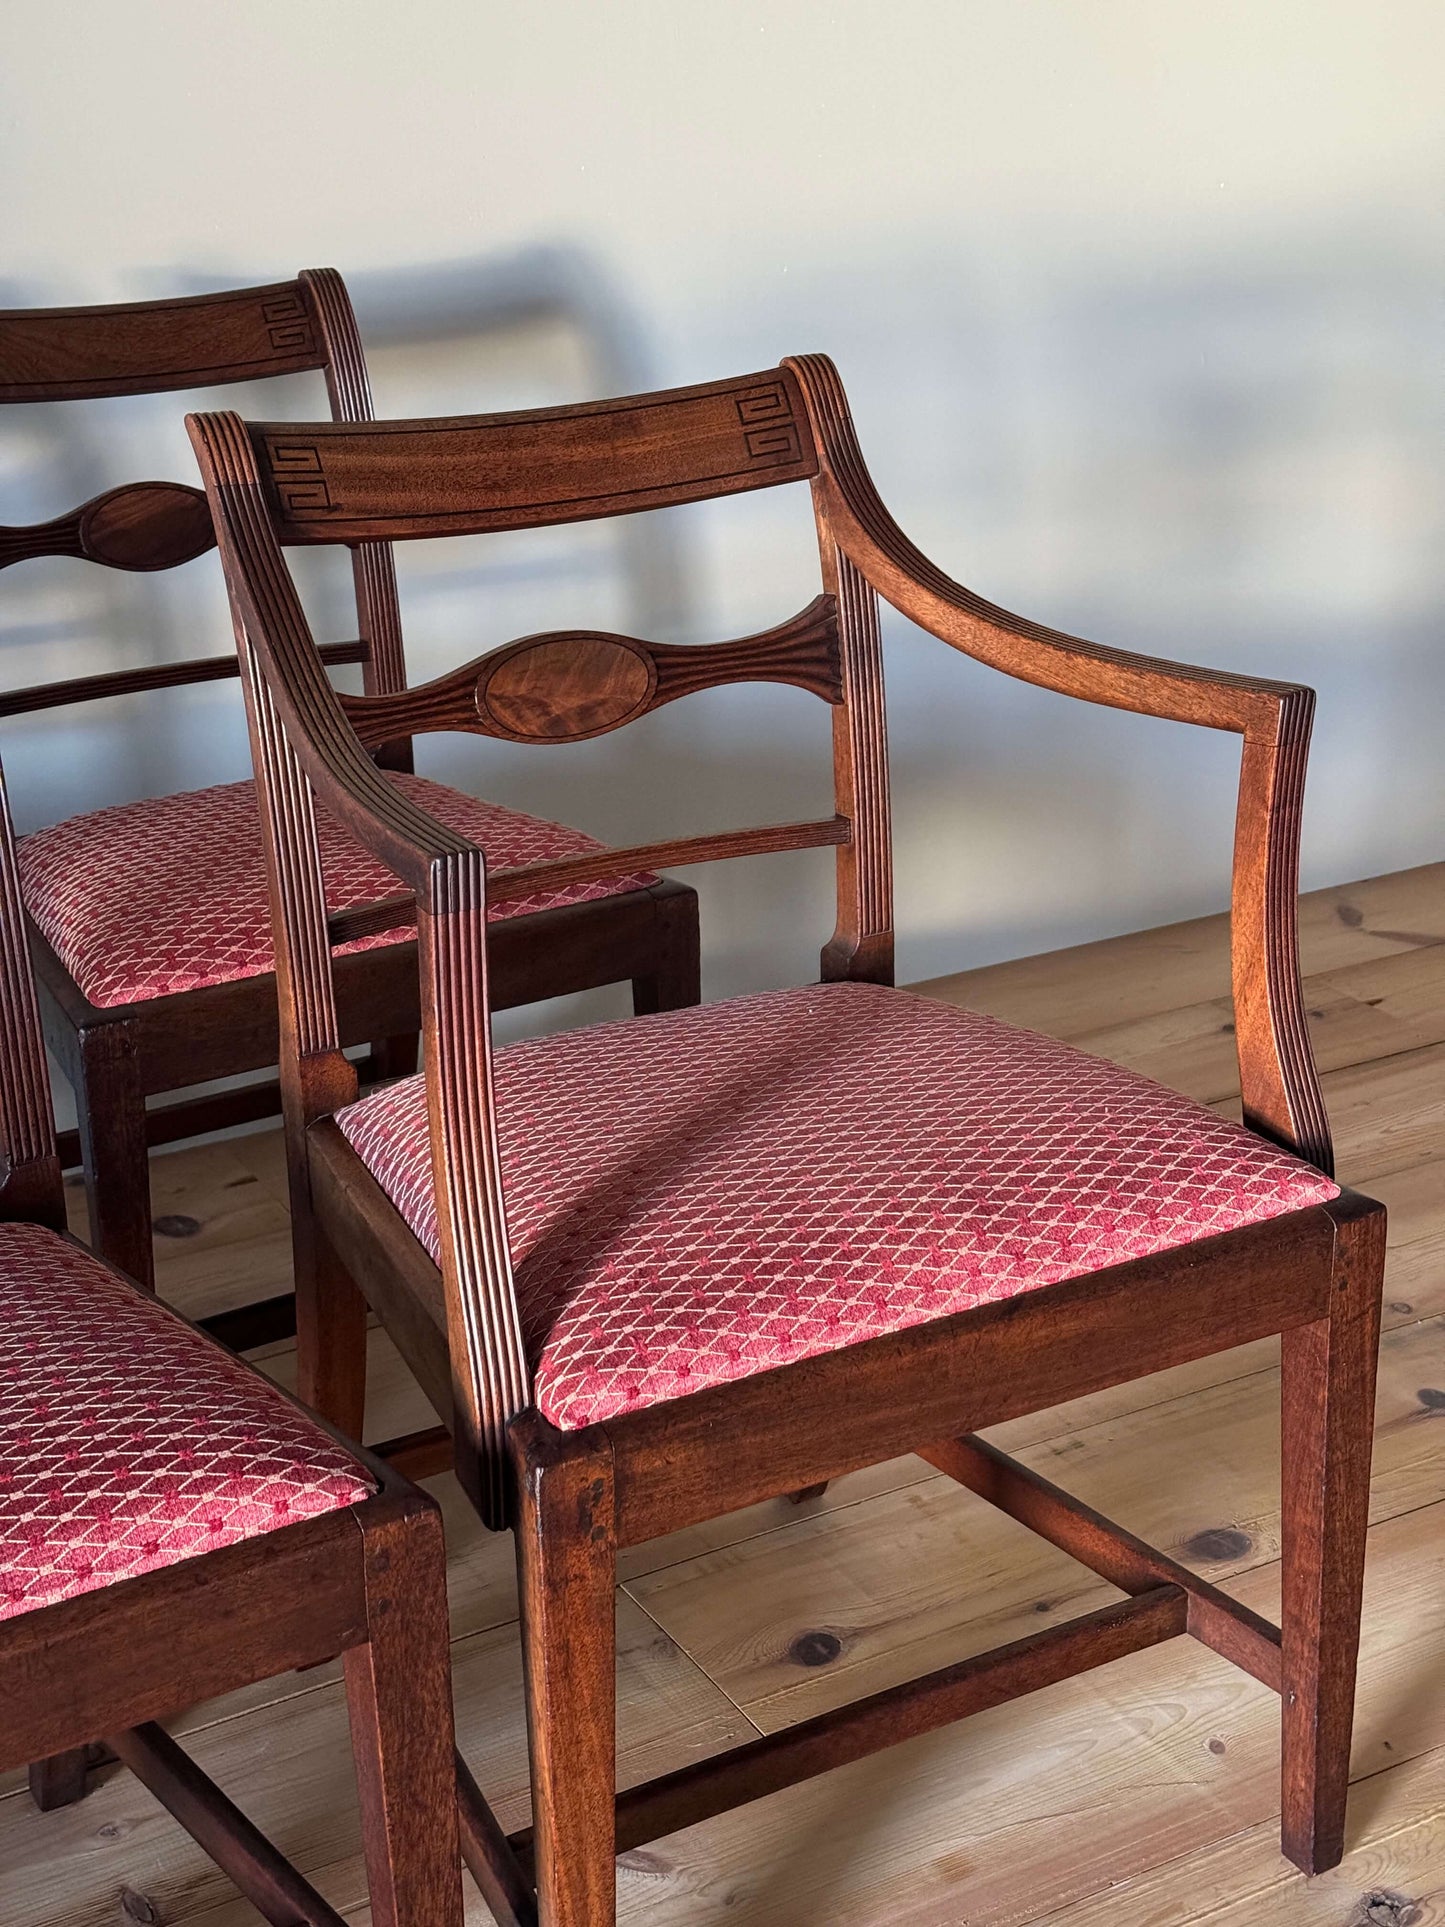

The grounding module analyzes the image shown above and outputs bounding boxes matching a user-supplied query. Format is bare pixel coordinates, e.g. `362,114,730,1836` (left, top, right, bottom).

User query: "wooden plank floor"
5,862,1443,1926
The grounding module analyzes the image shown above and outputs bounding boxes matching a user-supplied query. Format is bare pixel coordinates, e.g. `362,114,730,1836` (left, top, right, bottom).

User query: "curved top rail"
238,367,818,544
0,279,327,402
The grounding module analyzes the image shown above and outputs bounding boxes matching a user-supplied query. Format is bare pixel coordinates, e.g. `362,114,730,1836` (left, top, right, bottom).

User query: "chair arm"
786,354,1333,1172
787,353,1303,741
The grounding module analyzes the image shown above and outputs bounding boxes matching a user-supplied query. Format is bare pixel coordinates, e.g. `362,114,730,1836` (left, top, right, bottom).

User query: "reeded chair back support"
189,357,1332,1524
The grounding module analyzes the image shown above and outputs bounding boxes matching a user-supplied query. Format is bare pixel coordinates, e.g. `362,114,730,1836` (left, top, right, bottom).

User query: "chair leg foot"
29,1749,92,1811
513,1416,617,1927
1279,1196,1385,1875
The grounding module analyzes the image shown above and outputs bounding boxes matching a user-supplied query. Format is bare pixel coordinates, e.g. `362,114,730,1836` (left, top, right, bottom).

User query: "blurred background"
2,0,1441,1047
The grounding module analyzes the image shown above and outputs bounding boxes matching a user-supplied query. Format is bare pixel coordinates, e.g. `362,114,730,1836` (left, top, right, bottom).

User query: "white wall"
3,1,1442,1047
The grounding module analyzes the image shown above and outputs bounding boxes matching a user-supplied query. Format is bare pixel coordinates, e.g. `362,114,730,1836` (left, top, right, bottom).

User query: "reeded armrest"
787,353,1331,1173
824,474,1302,738
786,352,1303,741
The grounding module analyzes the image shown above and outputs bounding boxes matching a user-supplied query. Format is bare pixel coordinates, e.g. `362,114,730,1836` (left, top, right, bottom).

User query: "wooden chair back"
188,354,1327,1521
0,272,408,740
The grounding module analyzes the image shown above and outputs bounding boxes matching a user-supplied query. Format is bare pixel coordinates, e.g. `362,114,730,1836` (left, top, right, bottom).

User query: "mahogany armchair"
189,359,1384,1926
0,272,699,1352
0,759,462,1926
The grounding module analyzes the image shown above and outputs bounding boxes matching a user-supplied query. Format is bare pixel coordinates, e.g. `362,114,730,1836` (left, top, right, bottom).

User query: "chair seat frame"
188,352,1386,1925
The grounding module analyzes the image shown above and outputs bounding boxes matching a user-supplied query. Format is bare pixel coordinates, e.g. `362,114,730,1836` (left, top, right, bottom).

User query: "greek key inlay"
262,294,315,355
735,382,801,465
267,442,332,513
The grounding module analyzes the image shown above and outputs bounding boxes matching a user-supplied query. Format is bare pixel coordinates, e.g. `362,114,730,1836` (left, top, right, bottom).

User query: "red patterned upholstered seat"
0,1222,374,1621
336,981,1339,1432
18,772,654,1009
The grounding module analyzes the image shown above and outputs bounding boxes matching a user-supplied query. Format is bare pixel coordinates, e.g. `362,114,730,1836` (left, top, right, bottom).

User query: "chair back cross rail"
189,352,1331,1531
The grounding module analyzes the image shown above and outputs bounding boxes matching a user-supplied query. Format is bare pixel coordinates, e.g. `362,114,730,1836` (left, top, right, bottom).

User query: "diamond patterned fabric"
336,981,1338,1431
18,773,655,1008
0,1222,374,1621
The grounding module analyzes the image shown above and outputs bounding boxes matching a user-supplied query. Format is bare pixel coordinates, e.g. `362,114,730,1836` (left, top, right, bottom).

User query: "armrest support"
787,353,1332,1172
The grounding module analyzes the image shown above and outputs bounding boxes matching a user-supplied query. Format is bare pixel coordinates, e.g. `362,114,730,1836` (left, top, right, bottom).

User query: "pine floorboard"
7,860,1443,1925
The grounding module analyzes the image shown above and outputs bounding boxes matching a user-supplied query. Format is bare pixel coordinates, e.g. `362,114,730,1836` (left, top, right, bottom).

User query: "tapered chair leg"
76,1019,154,1290
1279,1194,1386,1874
344,1500,463,1927
295,1220,369,1442
513,1417,618,1927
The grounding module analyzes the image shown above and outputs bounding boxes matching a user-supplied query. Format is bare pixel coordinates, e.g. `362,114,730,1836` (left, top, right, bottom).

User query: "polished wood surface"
6,862,1437,1925
0,282,327,401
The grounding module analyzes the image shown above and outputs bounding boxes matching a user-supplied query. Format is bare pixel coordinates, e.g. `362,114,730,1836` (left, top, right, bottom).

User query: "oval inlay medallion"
80,482,215,572
479,633,654,741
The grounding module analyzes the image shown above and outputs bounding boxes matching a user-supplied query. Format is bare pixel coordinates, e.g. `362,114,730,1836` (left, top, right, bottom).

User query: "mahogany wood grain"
373,1426,455,1483
0,480,214,573
512,1414,618,1927
338,595,841,749
0,282,326,401
343,1498,461,1927
0,638,366,721
248,367,817,544
0,767,62,1229
456,1751,538,1927
190,353,1386,1916
108,1723,349,1927
327,817,848,947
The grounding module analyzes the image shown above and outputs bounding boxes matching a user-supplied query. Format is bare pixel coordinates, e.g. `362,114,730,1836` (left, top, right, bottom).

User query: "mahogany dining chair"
0,272,699,1381
0,758,462,1927
189,359,1384,1927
